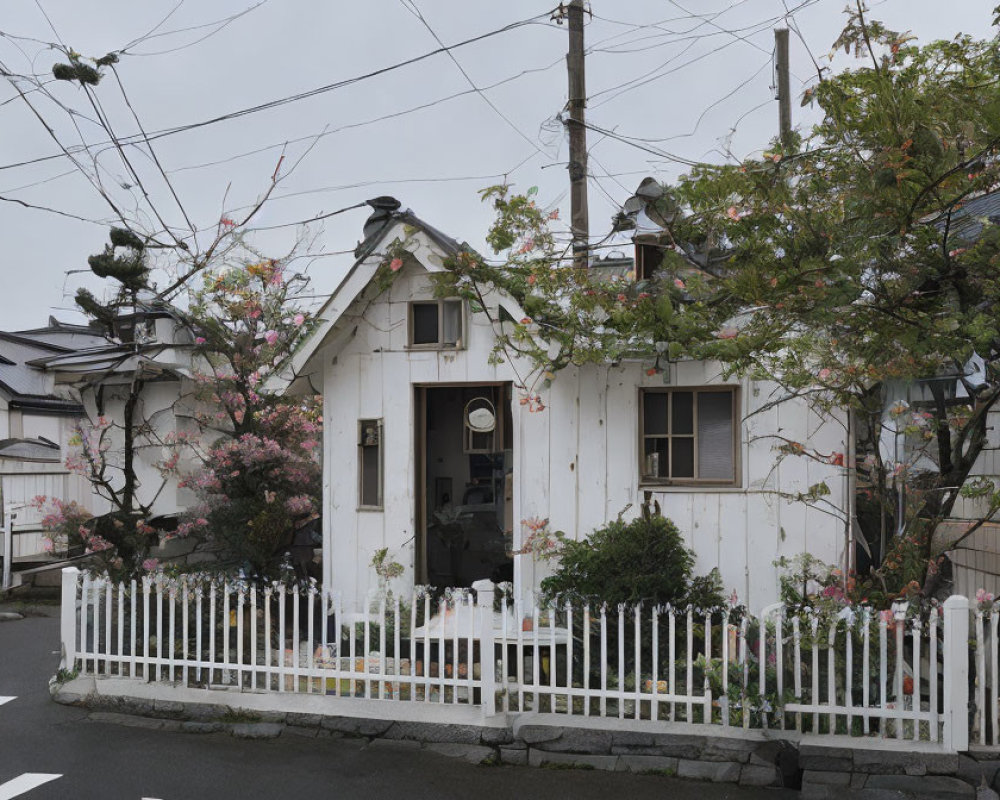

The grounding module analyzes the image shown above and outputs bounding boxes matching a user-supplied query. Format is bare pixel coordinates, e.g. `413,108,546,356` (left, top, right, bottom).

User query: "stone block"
518,725,564,745
232,722,283,739
152,699,186,719
739,764,780,787
866,774,974,798
382,721,482,744
528,750,619,771
424,743,496,765
649,734,707,759
320,716,392,737
676,759,741,783
480,727,513,745
616,755,678,774
182,721,224,734
853,749,958,776
182,703,230,722
959,755,1000,786
533,728,612,754
610,731,656,748
285,712,323,729
799,744,854,772
186,552,219,565
500,746,528,766
701,737,756,763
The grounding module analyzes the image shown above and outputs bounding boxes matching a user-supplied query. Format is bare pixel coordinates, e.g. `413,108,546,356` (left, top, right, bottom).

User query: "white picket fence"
58,567,986,751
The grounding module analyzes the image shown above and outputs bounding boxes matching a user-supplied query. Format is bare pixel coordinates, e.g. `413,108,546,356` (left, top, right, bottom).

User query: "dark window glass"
671,391,693,435
671,437,695,478
412,303,439,344
643,392,668,436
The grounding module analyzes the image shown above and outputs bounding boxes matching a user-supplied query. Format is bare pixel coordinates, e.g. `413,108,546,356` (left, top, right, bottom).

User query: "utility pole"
566,0,589,267
775,28,792,150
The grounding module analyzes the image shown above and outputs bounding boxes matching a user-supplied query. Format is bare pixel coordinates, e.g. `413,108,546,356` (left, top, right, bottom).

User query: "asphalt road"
0,609,795,800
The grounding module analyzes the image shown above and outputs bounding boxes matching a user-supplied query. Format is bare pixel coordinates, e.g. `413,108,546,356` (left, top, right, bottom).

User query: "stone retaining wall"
50,675,997,799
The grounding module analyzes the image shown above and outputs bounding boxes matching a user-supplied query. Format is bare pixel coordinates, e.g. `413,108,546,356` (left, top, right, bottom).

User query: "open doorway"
415,383,513,589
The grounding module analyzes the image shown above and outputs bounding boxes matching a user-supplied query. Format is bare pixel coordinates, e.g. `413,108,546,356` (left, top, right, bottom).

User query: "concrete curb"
48,674,989,795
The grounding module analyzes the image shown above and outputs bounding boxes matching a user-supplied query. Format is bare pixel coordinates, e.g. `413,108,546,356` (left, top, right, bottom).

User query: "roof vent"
366,196,401,212
361,196,403,241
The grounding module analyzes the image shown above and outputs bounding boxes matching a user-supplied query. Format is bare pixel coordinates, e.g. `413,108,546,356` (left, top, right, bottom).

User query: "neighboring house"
0,319,111,576
28,300,202,525
282,198,849,612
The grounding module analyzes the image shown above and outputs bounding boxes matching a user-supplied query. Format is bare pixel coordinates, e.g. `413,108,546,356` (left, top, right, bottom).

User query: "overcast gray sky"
0,1,993,330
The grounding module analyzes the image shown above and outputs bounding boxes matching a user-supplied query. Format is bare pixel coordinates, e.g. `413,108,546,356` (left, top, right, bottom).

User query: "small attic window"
635,242,665,281
408,300,463,349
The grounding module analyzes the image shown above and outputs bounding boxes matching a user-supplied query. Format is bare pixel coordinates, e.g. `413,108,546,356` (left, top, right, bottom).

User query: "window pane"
643,393,667,436
643,438,668,478
671,437,694,478
671,391,693,435
698,392,734,480
412,303,439,344
361,444,380,506
441,301,461,345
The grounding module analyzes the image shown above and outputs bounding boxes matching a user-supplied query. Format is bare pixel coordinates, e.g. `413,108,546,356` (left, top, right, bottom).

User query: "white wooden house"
0,320,111,577
284,199,849,612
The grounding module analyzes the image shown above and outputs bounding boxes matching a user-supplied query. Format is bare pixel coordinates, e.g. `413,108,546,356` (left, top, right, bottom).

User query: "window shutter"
697,392,734,480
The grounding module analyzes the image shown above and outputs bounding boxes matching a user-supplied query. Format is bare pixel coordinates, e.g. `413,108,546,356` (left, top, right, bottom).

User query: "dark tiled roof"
933,191,1000,243
0,437,61,461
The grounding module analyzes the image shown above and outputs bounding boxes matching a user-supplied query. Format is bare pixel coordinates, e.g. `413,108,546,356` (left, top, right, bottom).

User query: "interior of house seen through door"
415,383,514,590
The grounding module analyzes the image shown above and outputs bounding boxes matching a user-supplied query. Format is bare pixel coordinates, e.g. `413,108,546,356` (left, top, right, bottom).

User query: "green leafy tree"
443,8,1000,601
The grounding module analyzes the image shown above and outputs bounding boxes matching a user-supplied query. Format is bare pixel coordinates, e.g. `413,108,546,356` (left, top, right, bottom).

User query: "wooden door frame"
413,381,512,586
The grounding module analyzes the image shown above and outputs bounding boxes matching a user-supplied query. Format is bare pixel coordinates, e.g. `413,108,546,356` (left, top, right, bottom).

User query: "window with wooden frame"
358,419,383,509
408,299,463,349
639,388,739,486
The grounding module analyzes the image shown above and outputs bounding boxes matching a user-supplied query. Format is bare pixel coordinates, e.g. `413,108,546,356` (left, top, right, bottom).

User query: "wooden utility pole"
775,28,792,150
566,0,589,267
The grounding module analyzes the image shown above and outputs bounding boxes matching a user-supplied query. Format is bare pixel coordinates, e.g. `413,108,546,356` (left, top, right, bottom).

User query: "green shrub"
540,514,693,606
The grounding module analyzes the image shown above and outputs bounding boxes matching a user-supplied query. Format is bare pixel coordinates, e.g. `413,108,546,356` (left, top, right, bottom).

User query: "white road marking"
0,698,15,707
0,773,62,799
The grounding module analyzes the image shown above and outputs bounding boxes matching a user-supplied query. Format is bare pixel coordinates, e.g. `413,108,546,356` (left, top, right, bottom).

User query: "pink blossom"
673,278,686,290
264,330,279,346
389,257,403,272
818,368,831,380
195,336,206,345
293,313,306,327
726,206,741,221
142,558,159,572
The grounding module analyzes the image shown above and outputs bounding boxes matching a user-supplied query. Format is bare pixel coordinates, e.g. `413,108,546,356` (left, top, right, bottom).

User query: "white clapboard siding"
319,246,849,612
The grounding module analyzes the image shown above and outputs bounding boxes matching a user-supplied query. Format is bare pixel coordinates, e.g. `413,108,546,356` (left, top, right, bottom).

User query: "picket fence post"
60,566,80,672
942,594,970,752
473,579,496,718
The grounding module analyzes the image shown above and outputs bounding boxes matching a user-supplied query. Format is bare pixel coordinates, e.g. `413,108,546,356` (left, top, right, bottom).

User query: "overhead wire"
0,9,558,173
397,0,548,156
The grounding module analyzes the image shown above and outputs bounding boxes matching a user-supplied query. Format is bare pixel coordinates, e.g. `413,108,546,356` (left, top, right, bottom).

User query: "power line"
0,9,556,173
398,0,547,156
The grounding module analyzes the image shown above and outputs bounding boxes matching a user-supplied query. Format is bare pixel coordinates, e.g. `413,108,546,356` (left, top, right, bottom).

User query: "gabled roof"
0,322,100,412
0,437,61,462
278,199,469,389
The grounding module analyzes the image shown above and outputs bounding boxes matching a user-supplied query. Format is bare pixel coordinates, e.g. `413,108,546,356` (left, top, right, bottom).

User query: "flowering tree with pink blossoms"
172,254,322,577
